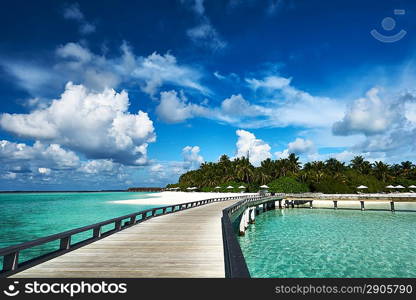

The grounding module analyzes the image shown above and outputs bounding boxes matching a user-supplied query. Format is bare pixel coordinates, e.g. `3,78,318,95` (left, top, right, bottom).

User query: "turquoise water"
0,192,159,266
238,209,416,278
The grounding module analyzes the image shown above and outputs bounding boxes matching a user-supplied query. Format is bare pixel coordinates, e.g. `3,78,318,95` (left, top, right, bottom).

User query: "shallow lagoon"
0,192,158,265
238,208,416,277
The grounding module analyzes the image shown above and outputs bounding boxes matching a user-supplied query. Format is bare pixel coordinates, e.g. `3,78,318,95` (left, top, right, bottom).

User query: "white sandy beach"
111,191,257,206
111,191,416,211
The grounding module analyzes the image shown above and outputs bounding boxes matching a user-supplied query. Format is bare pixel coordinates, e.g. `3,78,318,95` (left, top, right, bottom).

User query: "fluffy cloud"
154,73,344,129
63,3,96,34
1,42,207,98
155,90,210,123
234,130,271,166
182,146,204,169
38,167,51,175
150,163,164,173
275,138,315,159
0,83,155,165
155,91,271,124
329,87,416,162
0,140,80,176
287,138,315,154
333,88,397,136
245,75,345,128
246,76,291,90
78,159,119,174
220,94,268,118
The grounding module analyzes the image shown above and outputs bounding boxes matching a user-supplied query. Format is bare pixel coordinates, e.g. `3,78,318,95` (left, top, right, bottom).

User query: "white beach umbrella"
395,185,405,189
226,185,234,189
214,186,221,189
260,185,269,189
238,185,246,189
385,185,395,189
356,185,368,189
186,187,192,190
190,187,198,190
408,185,416,189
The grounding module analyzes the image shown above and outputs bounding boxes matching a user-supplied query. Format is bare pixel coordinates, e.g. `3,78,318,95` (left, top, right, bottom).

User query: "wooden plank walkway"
13,200,240,278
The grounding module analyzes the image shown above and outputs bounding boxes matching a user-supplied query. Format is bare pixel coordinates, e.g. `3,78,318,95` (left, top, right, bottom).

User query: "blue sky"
1,0,416,190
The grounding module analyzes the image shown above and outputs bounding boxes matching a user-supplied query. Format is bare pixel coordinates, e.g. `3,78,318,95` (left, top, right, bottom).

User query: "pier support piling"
278,200,282,209
249,208,255,224
3,252,19,271
309,201,313,209
360,201,365,211
93,226,101,238
390,201,395,212
333,201,338,210
60,236,71,250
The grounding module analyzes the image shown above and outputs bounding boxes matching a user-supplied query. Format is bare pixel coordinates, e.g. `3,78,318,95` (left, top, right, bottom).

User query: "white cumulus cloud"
182,146,204,170
275,138,315,159
0,83,156,165
333,87,397,136
156,90,210,123
234,130,271,166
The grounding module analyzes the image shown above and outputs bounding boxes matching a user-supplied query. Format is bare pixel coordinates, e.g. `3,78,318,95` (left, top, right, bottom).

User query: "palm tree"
400,161,414,177
325,158,346,173
287,153,301,173
254,169,271,185
372,161,390,182
350,156,372,174
235,157,254,183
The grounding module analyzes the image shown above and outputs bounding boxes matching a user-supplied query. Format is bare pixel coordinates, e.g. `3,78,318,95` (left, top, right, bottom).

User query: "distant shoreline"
0,190,129,193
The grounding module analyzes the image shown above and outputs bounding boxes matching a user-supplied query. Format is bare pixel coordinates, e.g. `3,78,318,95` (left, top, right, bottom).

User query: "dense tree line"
167,154,416,193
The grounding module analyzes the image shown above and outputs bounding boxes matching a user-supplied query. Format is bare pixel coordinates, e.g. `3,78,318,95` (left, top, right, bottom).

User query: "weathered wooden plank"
13,200,239,278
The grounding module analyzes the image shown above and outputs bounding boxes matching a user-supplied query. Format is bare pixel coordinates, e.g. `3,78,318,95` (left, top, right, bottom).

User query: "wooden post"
115,220,122,230
239,210,248,236
93,226,102,238
333,201,338,210
291,201,295,209
278,200,282,209
60,236,71,250
255,206,260,215
249,208,255,224
390,201,395,212
360,201,365,211
3,252,19,271
130,215,136,225
309,201,313,209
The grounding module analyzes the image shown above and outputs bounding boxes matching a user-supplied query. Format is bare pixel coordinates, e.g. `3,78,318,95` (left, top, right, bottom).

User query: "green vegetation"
268,177,309,193
167,154,416,193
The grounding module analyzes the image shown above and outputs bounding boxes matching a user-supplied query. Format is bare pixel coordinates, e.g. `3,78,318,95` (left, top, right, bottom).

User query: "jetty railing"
221,195,281,278
0,194,252,278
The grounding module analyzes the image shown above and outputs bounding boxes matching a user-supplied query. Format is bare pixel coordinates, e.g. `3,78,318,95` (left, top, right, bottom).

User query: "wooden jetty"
1,195,279,278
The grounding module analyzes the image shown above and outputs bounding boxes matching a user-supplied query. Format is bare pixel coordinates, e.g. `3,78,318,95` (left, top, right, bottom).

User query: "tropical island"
167,154,416,194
